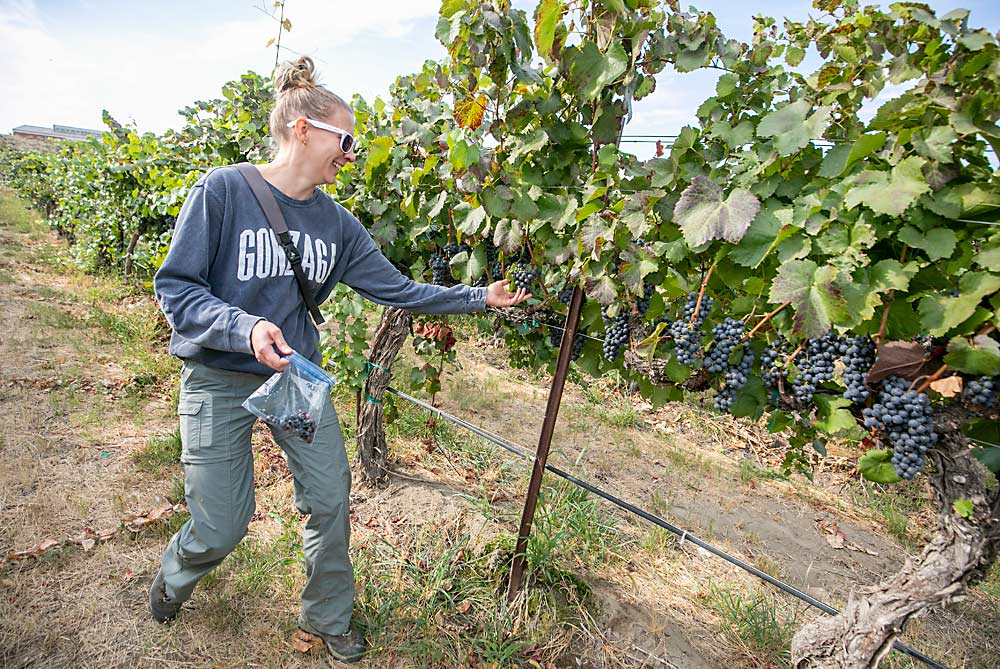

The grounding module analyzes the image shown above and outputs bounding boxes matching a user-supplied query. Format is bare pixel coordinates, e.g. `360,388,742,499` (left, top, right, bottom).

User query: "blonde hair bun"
274,56,318,94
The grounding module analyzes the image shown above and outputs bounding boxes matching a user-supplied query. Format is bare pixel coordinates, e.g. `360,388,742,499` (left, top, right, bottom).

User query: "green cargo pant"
157,360,354,635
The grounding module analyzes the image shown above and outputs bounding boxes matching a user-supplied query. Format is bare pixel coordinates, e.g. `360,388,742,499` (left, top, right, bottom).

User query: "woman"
149,56,530,663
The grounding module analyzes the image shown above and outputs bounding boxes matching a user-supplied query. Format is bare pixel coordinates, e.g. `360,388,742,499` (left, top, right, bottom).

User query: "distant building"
12,124,103,142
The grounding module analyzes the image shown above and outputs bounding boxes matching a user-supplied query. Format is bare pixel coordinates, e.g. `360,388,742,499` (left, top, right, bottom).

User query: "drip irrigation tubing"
384,385,950,669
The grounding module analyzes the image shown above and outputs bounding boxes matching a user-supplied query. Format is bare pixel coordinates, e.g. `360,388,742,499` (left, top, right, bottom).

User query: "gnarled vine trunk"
356,307,412,486
791,407,1000,668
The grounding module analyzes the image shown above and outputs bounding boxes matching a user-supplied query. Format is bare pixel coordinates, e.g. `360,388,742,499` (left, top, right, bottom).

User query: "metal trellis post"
506,285,585,601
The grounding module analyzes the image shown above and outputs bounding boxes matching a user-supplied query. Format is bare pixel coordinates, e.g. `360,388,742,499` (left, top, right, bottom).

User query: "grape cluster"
443,241,471,258
862,376,937,480
430,252,451,285
510,263,539,291
264,409,318,444
548,324,587,360
791,333,847,405
669,292,713,366
636,283,656,319
842,336,876,404
557,284,575,305
602,306,631,362
964,376,997,407
715,345,755,413
477,239,502,287
431,242,474,286
706,318,745,373
761,336,790,388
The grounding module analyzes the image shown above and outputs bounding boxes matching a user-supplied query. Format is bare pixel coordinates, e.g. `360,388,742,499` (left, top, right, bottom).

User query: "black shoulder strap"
235,162,325,326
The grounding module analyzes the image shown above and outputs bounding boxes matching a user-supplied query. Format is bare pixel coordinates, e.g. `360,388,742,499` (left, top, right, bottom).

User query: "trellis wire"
383,385,950,669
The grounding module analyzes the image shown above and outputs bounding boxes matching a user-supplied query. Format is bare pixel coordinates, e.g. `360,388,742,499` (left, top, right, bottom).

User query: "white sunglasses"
287,118,355,153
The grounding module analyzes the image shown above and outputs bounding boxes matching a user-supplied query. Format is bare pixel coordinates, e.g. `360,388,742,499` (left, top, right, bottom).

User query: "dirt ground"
0,193,996,669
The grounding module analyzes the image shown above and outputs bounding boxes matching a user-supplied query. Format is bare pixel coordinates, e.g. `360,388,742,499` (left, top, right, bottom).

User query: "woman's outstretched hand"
485,279,532,308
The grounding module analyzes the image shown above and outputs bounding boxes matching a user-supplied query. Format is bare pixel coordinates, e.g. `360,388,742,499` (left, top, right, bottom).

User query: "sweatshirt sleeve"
338,216,487,314
153,179,264,354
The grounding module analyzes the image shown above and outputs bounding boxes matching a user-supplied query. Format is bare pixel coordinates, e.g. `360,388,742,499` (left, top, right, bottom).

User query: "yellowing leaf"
930,375,963,398
453,95,487,130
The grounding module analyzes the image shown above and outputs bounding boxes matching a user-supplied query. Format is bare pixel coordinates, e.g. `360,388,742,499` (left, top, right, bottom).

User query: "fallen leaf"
817,519,848,550
290,629,322,653
38,538,60,552
825,532,846,549
930,375,963,398
456,599,472,614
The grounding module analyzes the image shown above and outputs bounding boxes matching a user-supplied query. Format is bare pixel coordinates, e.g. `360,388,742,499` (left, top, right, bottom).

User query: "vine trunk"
356,307,412,486
791,408,1000,668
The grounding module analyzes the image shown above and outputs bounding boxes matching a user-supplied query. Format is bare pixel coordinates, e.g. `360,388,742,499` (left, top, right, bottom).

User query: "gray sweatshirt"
153,164,487,375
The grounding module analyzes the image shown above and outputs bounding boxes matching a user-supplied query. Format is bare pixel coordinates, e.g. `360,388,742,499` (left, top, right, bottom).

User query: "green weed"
708,584,798,666
133,430,182,472
739,458,788,484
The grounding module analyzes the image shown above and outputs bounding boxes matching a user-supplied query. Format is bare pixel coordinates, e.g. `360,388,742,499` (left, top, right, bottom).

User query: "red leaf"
867,341,934,383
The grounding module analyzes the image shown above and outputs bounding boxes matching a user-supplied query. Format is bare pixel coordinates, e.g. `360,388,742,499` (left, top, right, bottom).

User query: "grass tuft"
708,584,799,667
133,430,182,472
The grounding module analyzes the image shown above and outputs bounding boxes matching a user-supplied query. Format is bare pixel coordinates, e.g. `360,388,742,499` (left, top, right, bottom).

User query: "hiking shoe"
148,566,183,623
298,619,368,663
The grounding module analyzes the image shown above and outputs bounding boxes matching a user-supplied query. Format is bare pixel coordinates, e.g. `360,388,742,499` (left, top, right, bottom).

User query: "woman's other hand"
485,280,532,308
251,320,294,371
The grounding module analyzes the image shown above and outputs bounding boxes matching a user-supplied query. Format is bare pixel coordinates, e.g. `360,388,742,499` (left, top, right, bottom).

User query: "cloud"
0,0,444,134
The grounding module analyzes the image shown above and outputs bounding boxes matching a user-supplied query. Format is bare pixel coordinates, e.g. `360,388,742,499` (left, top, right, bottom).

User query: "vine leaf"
673,176,760,247
533,0,564,64
871,259,918,292
859,449,902,484
844,156,930,216
581,216,615,258
453,95,487,130
918,272,1000,336
730,202,792,268
943,335,1000,376
364,137,393,182
492,218,522,253
452,203,487,236
814,395,856,435
972,444,1000,474
953,499,974,520
756,99,832,156
439,0,466,18
508,129,548,161
584,274,616,305
897,225,957,261
818,132,887,178
449,247,486,285
562,39,628,101
867,341,931,383
768,260,847,338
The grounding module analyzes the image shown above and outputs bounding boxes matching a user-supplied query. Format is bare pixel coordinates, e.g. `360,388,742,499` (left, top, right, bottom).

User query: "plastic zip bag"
242,352,336,444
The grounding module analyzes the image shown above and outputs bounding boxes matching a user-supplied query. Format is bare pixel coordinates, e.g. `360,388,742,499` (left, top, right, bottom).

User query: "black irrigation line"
384,386,950,669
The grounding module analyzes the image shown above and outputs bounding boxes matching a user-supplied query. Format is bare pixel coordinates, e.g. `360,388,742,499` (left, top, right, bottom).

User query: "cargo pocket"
178,394,212,459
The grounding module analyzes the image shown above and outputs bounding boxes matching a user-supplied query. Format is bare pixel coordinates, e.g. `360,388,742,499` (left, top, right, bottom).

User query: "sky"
1,0,998,160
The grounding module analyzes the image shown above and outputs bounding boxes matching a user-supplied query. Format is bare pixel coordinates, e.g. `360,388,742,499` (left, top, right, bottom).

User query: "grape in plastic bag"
242,352,336,444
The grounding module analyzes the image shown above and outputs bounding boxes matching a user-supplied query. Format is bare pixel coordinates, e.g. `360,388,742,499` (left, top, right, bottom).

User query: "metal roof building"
12,124,103,142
